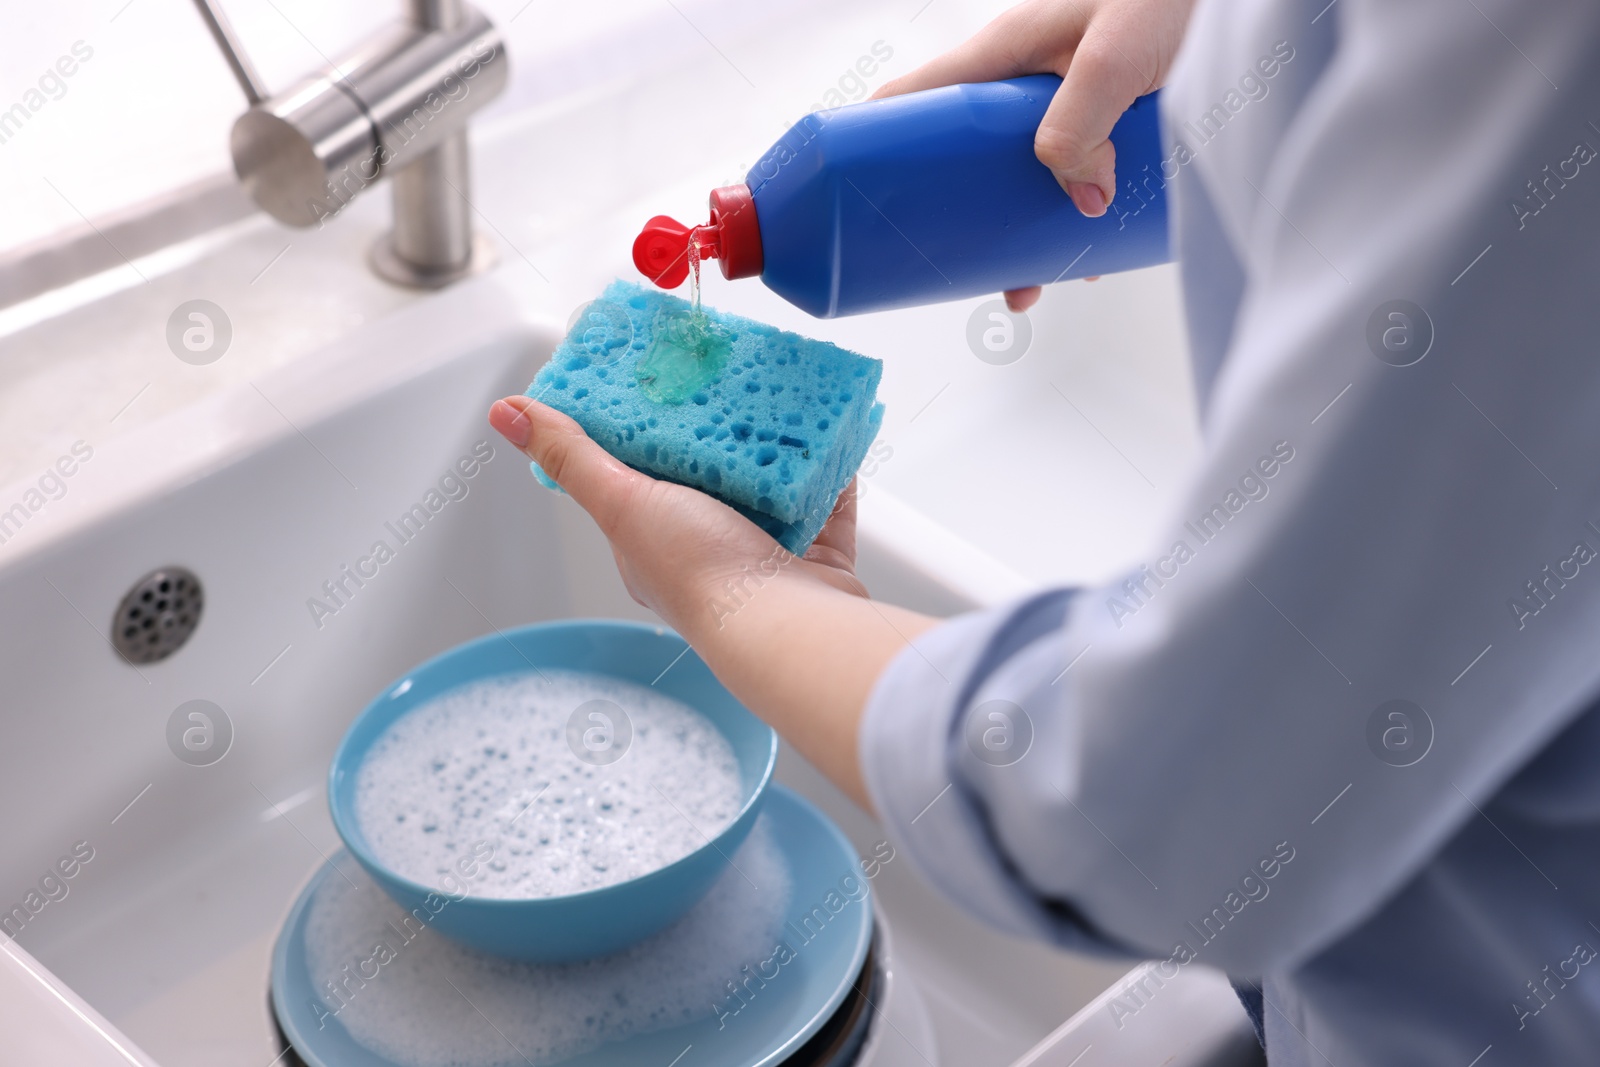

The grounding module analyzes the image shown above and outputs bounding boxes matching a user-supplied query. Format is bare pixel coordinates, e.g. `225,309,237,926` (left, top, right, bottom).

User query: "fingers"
870,2,1143,219
489,396,647,536
1034,27,1156,214
807,479,859,570
1005,286,1042,312
869,3,1064,99
871,37,1025,100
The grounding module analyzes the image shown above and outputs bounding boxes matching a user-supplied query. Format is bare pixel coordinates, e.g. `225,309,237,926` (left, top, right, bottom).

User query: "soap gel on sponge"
634,76,1170,318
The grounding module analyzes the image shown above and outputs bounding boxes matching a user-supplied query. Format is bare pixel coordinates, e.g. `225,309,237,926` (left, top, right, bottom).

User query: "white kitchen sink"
0,5,1253,1061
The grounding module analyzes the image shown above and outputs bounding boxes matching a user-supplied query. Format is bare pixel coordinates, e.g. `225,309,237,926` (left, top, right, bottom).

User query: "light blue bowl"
328,619,778,963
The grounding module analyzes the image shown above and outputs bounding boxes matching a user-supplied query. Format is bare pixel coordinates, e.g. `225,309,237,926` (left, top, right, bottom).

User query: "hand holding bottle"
873,0,1196,309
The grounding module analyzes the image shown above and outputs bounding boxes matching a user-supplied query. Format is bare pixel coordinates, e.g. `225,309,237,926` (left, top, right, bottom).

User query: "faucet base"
368,231,496,290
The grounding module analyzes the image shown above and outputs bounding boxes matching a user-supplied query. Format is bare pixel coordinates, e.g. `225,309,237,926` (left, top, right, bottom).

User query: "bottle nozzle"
632,184,763,290
633,216,694,288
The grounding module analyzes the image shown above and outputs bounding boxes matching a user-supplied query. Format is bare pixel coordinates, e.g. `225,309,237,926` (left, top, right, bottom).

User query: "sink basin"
0,263,1258,1066
0,268,1096,1065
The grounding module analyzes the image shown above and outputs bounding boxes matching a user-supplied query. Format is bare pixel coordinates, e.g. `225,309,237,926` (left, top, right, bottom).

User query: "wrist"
677,545,810,642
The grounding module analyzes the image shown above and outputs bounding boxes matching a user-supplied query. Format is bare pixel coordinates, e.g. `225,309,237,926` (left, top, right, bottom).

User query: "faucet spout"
196,0,508,289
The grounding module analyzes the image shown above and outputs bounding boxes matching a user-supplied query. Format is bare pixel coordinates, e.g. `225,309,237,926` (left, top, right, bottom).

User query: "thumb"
1034,34,1154,217
489,396,647,536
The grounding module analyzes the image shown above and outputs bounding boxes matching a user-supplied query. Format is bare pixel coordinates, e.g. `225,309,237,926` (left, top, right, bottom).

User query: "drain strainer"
112,567,203,665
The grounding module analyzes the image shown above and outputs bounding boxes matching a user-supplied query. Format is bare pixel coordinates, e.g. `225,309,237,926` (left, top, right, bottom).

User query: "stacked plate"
271,786,879,1067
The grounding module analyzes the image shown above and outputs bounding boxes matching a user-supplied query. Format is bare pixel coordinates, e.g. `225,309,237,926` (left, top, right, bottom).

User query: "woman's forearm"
680,575,939,813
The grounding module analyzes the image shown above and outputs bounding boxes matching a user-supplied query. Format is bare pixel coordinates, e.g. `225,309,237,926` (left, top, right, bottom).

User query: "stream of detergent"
634,228,731,404
688,229,704,315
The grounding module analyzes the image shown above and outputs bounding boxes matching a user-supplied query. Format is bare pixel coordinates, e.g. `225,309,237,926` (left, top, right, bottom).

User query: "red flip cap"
632,183,762,289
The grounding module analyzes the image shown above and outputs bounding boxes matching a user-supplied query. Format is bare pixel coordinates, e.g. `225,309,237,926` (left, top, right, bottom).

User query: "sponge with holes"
527,280,884,554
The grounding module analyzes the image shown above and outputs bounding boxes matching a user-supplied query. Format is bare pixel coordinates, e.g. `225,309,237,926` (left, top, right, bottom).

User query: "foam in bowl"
353,669,744,899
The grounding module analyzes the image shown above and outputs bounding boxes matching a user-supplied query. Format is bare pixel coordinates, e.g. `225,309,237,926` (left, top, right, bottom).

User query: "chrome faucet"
191,0,508,288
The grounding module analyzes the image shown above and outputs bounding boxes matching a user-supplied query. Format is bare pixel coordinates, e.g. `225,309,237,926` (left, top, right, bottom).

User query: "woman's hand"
873,0,1195,310
490,395,937,811
488,396,866,635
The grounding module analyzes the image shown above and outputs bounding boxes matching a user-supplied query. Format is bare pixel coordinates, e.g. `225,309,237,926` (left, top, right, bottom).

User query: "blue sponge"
527,280,884,554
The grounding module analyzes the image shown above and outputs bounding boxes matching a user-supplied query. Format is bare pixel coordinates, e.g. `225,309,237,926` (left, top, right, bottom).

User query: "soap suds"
354,670,744,899
305,817,791,1067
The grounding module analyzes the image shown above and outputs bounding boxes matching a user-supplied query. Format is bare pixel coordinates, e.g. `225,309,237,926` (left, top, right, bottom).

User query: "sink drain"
112,567,203,665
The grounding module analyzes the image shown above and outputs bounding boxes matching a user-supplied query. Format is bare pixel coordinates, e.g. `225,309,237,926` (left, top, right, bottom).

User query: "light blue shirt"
860,0,1600,1062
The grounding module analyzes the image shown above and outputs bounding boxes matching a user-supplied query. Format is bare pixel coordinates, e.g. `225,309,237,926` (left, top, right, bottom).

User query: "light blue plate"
272,785,874,1067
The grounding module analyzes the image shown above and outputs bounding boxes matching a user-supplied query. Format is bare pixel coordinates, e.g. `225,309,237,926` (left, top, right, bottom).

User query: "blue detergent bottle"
632,75,1170,319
